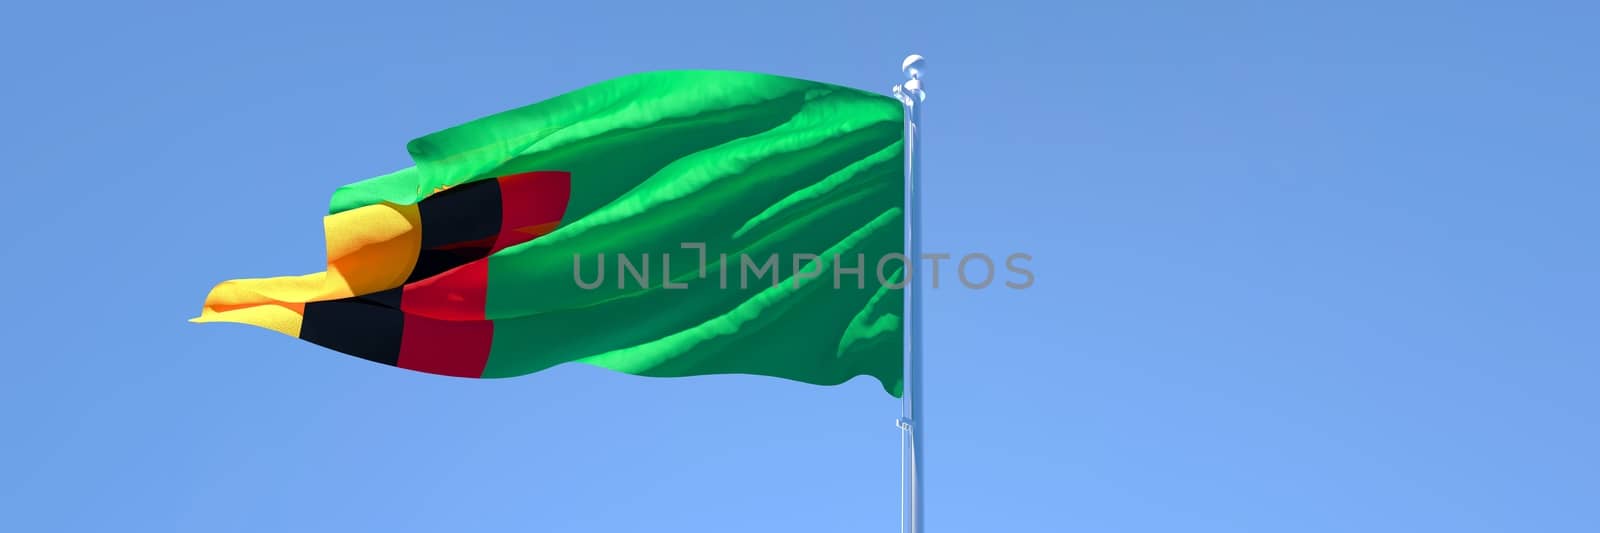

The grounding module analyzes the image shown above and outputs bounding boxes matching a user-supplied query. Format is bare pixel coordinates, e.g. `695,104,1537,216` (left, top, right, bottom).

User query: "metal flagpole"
894,53,926,533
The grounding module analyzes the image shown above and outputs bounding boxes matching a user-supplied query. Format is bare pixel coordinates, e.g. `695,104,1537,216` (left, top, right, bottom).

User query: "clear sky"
2,1,1596,531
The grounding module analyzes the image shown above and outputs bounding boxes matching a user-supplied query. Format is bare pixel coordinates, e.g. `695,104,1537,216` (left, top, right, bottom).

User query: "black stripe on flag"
300,299,403,366
408,178,504,283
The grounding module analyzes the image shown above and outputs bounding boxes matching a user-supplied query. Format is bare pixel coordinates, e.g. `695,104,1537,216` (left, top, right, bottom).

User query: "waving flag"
194,70,906,396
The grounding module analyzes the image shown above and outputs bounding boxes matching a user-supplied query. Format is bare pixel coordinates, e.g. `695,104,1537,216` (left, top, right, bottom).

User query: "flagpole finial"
894,54,927,104
902,54,926,80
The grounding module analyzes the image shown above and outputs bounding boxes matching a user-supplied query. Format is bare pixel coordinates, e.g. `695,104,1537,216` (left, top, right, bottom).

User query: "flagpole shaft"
895,54,927,533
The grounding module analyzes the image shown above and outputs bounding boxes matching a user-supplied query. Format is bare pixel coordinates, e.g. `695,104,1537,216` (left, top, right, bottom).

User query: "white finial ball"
902,54,926,80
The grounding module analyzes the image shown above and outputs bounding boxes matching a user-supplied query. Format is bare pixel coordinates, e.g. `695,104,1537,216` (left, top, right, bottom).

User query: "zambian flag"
194,70,907,397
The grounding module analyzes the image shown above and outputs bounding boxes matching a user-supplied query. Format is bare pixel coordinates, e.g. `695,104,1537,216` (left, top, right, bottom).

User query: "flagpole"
894,53,927,533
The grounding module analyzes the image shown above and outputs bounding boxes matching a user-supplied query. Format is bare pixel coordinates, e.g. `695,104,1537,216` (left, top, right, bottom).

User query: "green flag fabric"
195,70,907,396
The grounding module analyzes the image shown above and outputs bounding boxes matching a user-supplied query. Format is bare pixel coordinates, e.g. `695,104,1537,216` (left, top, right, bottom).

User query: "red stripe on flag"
401,259,488,321
492,171,571,252
397,314,493,378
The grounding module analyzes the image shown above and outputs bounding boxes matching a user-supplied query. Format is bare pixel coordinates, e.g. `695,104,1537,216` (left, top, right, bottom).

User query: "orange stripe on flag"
197,202,422,315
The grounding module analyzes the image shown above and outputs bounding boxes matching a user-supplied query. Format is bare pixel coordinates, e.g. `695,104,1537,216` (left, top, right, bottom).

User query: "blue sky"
2,1,1596,531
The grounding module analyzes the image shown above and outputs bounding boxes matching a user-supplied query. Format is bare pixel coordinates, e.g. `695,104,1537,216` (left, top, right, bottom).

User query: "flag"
194,70,906,396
